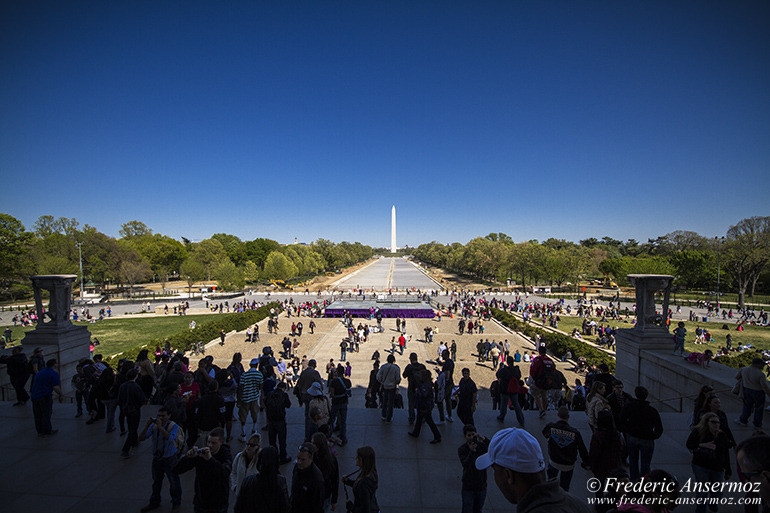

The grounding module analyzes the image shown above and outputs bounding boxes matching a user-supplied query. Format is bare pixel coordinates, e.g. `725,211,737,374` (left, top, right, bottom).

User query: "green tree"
119,220,152,239
723,216,770,307
180,257,206,297
214,260,244,291
242,260,260,283
0,213,33,300
263,251,298,281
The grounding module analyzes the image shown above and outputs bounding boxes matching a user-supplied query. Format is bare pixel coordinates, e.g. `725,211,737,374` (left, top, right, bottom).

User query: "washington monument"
391,205,396,253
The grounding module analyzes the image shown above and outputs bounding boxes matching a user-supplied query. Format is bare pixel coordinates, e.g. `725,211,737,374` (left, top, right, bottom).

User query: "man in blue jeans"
495,357,524,427
376,354,400,422
735,358,770,428
30,358,65,436
139,407,182,512
618,386,663,482
458,425,489,513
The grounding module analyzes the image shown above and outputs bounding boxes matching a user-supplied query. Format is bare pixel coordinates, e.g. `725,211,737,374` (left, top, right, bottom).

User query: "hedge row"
105,302,281,365
714,350,762,370
491,308,616,373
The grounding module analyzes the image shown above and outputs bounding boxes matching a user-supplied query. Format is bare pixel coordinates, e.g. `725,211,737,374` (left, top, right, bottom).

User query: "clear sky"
2,1,768,247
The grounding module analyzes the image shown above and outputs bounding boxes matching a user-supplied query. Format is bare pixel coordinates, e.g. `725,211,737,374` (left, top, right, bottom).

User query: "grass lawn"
546,315,770,353
3,314,224,357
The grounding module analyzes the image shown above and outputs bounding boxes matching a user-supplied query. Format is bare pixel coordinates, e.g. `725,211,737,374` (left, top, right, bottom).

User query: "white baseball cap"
475,428,546,473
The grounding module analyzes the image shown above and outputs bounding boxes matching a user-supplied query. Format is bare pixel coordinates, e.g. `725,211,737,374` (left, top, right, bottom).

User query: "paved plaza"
333,257,441,291
1,308,762,513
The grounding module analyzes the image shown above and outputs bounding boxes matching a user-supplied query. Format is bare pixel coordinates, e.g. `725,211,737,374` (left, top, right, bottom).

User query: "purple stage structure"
323,297,435,318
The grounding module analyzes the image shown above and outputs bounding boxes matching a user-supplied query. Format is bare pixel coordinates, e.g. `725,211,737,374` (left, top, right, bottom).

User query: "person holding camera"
174,427,233,513
341,446,379,513
139,407,183,512
458,425,489,513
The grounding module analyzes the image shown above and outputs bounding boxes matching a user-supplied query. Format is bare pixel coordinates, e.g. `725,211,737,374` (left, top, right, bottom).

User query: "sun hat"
475,428,546,473
307,382,324,397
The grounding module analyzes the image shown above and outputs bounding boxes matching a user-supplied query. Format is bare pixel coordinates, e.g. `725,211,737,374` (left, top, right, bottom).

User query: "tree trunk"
750,274,758,298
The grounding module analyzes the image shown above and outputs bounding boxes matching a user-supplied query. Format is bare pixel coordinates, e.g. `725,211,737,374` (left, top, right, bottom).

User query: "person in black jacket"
458,425,489,513
290,442,325,513
311,432,339,511
195,381,226,445
119,368,146,458
407,369,441,444
0,346,30,405
342,446,379,513
402,353,426,425
542,406,589,492
686,412,731,513
234,446,289,513
265,381,292,464
618,386,664,482
495,357,524,427
174,427,232,513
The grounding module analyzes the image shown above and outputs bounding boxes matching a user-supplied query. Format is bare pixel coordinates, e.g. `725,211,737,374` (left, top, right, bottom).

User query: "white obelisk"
391,205,397,253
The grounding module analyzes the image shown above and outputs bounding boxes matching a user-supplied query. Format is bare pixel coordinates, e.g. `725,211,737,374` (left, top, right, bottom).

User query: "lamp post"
75,242,84,302
715,236,724,311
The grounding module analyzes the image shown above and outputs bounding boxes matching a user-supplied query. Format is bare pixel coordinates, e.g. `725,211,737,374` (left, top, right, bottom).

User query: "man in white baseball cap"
475,428,591,513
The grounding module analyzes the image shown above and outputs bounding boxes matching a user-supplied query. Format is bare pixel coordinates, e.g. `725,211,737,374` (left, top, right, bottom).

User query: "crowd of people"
4,288,770,513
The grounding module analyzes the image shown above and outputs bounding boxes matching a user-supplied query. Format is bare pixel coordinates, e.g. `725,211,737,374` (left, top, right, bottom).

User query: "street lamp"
75,242,84,302
715,236,724,311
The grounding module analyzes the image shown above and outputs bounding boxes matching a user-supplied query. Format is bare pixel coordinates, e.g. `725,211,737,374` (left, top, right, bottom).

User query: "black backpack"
571,392,586,411
265,390,285,419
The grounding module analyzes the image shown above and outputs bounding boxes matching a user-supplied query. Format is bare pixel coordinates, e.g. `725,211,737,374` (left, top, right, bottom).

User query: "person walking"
328,367,351,446
440,349,455,422
618,386,664,482
496,357,525,427
458,425,489,513
541,406,589,492
119,367,147,458
686,412,732,513
735,357,770,428
341,446,380,513
673,321,687,356
376,354,401,423
408,369,442,444
234,446,290,513
402,353,425,425
265,381,292,464
30,358,65,437
587,411,627,494
0,346,30,405
138,406,183,512
456,368,477,427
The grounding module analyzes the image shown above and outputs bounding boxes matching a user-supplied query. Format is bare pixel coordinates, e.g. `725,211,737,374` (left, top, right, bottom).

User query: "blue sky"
2,1,768,247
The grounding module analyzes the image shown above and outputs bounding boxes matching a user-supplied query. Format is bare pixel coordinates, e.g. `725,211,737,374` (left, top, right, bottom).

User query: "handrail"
648,386,733,413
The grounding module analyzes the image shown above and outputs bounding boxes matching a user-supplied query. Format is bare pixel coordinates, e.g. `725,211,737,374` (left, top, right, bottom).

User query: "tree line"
0,214,375,299
412,217,770,308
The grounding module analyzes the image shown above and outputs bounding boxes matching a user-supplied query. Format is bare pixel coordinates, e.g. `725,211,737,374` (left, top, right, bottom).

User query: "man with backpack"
496,356,525,427
139,406,184,512
530,345,557,418
265,381,292,464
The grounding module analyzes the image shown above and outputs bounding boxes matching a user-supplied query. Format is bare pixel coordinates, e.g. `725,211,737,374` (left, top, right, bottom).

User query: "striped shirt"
240,368,264,403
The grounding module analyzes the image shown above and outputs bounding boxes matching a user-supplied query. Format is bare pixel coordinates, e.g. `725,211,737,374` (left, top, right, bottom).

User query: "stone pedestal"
21,275,91,396
615,273,755,417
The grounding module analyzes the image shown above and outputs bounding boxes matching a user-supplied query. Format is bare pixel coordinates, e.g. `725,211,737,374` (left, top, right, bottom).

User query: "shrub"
105,302,281,366
714,350,762,370
491,308,616,373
